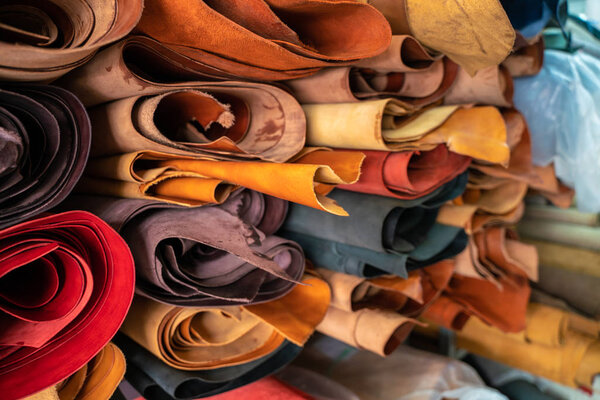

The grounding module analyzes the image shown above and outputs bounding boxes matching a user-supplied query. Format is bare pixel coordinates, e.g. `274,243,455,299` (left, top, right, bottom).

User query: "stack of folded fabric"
1,0,597,399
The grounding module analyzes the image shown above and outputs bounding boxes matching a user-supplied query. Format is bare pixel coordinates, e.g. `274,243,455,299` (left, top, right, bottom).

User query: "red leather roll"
339,145,470,199
0,211,135,400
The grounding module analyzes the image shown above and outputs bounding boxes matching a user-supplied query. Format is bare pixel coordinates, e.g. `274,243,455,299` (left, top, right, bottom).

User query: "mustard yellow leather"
245,275,331,346
24,343,125,400
81,149,364,215
121,278,330,370
365,0,515,75
456,304,600,388
303,100,508,164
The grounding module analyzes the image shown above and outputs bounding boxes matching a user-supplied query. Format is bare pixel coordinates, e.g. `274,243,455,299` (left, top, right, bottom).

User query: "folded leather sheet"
0,0,143,81
81,149,364,215
313,262,455,351
135,0,391,77
114,333,302,400
0,211,135,400
0,85,90,229
444,65,514,107
284,223,466,279
282,189,467,277
120,275,329,370
26,343,126,400
338,145,471,200
67,190,304,306
286,35,458,106
87,84,305,162
58,0,392,104
424,227,537,332
285,189,439,256
362,0,515,75
502,35,545,77
455,303,600,389
303,100,509,164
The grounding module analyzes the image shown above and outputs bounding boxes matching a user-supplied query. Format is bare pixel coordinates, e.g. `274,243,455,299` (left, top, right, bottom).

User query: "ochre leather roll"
81,149,364,216
303,101,509,164
24,343,125,400
121,275,329,370
0,0,143,81
455,304,600,389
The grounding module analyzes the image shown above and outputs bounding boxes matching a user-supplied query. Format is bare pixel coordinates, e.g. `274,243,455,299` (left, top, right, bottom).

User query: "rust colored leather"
0,0,143,81
87,84,306,162
424,227,536,333
81,149,364,215
24,343,125,400
338,145,471,200
57,343,125,400
59,0,391,96
135,0,391,75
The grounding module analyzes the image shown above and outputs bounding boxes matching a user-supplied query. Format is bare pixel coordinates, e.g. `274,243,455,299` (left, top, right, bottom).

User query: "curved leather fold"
444,65,514,107
135,0,391,74
65,190,304,306
0,211,135,400
58,0,392,102
455,303,600,389
0,0,143,81
0,85,90,229
284,189,439,255
365,0,515,75
88,84,305,162
282,190,467,278
81,149,364,216
303,100,509,164
316,306,415,356
338,145,471,200
121,275,328,370
114,333,301,400
424,227,536,333
286,35,458,107
24,342,126,400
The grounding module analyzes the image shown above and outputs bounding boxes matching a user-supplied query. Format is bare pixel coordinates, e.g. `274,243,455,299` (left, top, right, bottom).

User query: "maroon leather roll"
0,211,135,400
339,144,471,200
0,85,91,229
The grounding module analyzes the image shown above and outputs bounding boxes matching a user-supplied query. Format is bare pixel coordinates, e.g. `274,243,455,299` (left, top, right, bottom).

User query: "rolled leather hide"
0,211,135,400
0,85,91,229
